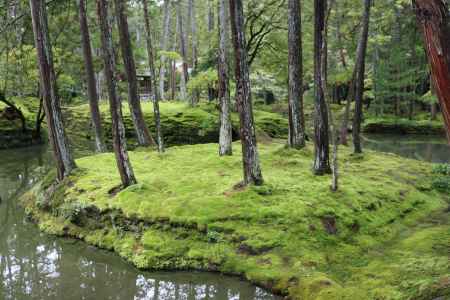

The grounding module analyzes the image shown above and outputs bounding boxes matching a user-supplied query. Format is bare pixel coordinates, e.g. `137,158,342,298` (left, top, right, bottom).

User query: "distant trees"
76,0,106,153
230,0,264,185
159,0,172,101
29,0,76,181
287,0,306,149
414,0,450,142
96,0,136,187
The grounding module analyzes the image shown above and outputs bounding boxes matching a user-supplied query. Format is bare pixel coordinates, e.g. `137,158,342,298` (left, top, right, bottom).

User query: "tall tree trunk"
159,0,172,100
114,0,154,147
176,0,189,100
313,0,331,175
413,0,450,142
96,0,137,187
229,0,263,186
218,0,232,156
77,0,106,153
208,0,215,32
287,0,306,149
188,0,200,105
29,0,76,182
352,0,372,154
142,0,164,153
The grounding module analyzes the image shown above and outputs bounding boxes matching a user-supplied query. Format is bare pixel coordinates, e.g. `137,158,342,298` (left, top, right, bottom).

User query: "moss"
363,116,445,134
64,102,288,148
22,141,450,299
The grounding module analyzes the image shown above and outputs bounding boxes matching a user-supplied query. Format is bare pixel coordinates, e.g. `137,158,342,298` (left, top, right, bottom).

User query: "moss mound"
64,102,288,148
363,116,445,135
22,142,450,299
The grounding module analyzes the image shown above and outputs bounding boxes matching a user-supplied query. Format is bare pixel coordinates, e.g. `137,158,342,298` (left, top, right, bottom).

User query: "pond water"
0,146,280,300
363,134,450,163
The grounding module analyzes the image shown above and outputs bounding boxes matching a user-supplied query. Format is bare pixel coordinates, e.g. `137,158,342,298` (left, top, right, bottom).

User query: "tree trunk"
208,0,215,32
142,0,164,153
352,0,371,154
96,0,137,187
176,0,189,100
229,0,263,186
287,0,306,149
313,0,331,175
159,0,172,101
77,0,106,153
189,0,200,105
29,0,76,182
114,0,154,147
413,0,450,142
218,0,232,156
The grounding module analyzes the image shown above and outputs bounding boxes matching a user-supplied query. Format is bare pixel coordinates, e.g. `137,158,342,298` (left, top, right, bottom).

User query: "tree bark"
142,0,164,153
287,0,306,149
229,0,263,186
413,0,450,142
114,0,154,147
96,0,137,187
159,0,172,100
176,0,189,100
313,0,331,175
352,0,372,154
77,0,106,153
188,0,200,105
29,0,76,181
218,0,232,156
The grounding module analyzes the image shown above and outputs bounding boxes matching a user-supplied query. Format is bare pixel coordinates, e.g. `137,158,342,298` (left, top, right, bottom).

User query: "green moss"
363,115,445,134
64,102,288,148
22,141,450,299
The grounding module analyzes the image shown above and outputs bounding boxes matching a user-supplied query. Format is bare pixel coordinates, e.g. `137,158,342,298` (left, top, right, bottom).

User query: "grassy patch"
22,141,450,299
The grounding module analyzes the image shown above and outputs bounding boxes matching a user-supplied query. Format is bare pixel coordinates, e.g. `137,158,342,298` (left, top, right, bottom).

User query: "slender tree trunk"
29,0,76,181
208,0,215,32
414,0,450,142
176,0,189,100
96,0,137,187
77,0,106,153
313,0,331,175
114,0,154,147
188,0,200,105
218,0,232,156
287,0,306,149
229,0,263,186
159,0,172,100
142,0,164,153
352,0,372,154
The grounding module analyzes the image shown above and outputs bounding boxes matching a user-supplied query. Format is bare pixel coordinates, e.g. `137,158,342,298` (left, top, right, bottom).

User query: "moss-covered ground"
64,102,288,148
22,140,450,299
0,97,42,149
363,115,445,135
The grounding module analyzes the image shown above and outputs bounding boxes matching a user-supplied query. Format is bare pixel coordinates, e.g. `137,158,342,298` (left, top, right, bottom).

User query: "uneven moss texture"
364,116,445,135
64,102,288,148
22,141,450,299
0,97,42,149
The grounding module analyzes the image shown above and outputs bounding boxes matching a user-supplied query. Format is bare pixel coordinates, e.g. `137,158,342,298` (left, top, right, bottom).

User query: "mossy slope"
22,142,450,299
64,102,288,148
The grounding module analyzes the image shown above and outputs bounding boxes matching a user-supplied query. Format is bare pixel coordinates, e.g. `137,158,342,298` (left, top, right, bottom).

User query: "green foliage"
186,68,218,97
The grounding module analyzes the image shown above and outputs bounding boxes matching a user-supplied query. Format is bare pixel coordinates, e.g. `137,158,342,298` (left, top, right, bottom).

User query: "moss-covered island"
22,141,450,299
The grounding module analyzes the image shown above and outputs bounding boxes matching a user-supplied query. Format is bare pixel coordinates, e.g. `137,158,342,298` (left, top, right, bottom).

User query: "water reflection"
0,146,280,300
363,134,450,163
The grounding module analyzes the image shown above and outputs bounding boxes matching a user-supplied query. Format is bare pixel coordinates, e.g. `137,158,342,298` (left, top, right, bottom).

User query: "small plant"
432,164,450,176
206,230,223,243
432,176,450,193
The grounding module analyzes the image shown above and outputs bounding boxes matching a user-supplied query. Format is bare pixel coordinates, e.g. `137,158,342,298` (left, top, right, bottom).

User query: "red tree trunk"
413,0,450,142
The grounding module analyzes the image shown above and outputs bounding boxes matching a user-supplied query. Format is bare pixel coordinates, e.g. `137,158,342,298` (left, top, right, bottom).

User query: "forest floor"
22,140,450,299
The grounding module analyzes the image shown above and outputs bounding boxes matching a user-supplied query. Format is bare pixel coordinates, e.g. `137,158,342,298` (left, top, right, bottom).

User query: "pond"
363,134,450,164
0,146,280,300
